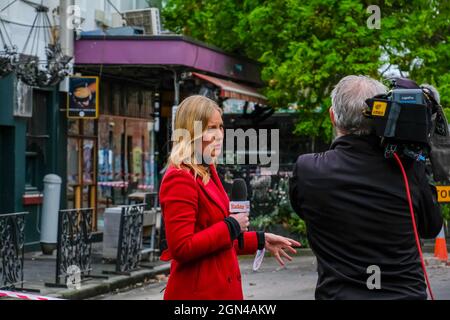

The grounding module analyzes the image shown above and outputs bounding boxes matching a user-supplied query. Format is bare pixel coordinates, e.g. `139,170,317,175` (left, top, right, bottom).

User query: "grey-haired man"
289,75,443,300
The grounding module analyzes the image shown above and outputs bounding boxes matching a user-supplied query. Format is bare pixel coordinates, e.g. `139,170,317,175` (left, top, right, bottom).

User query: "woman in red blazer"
160,95,300,300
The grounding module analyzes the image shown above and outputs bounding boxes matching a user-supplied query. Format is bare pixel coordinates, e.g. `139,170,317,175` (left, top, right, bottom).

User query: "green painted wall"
0,74,67,252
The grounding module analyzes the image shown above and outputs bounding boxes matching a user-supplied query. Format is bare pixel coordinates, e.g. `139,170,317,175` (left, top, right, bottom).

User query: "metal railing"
50,208,94,287
116,204,146,274
0,212,28,290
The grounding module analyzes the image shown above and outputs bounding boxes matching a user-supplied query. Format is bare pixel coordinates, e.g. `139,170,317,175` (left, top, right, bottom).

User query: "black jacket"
289,134,443,300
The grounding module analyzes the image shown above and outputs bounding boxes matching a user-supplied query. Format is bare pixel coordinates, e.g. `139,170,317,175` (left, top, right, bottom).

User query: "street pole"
59,0,74,57
172,69,180,132
169,69,180,156
150,92,160,192
59,0,74,92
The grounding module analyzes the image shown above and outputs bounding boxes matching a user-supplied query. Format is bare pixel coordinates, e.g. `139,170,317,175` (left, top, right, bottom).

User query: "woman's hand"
228,212,250,232
264,233,301,267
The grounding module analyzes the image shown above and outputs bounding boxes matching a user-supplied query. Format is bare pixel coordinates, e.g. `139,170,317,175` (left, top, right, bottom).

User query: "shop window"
25,90,49,190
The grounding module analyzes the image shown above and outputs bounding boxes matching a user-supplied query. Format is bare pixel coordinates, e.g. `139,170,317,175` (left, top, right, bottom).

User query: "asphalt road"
95,253,450,300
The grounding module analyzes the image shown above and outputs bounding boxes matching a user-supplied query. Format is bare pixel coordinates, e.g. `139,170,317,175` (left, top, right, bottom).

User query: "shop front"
65,77,156,229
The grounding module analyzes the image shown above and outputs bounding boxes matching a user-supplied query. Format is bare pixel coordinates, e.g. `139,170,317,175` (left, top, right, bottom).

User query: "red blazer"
159,165,259,300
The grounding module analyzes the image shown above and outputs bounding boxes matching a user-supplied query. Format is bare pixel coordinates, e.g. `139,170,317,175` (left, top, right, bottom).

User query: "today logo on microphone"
229,201,251,213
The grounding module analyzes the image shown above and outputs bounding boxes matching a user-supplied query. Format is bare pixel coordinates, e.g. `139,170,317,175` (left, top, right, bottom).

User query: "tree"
163,0,450,142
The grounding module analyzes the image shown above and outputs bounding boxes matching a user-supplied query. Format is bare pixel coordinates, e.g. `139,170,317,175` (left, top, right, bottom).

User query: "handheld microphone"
230,179,250,249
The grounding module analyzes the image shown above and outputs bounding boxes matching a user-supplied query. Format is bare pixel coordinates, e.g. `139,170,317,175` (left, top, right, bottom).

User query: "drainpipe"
57,0,74,213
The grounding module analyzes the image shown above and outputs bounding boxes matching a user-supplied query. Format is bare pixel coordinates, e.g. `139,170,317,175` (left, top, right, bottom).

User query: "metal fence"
116,204,146,274
51,208,94,287
0,212,27,290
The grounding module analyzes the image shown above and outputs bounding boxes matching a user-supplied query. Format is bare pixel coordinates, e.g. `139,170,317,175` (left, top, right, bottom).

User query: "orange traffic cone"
434,226,448,262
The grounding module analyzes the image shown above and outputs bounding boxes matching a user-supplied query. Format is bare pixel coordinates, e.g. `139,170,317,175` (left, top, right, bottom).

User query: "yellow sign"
436,186,450,203
372,101,387,117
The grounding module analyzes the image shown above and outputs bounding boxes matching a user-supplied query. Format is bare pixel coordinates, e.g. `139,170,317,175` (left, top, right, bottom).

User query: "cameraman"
289,75,443,300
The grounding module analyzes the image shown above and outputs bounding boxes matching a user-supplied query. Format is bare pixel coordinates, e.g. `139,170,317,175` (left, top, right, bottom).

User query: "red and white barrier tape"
0,290,63,301
98,182,155,190
138,185,154,190
98,181,129,188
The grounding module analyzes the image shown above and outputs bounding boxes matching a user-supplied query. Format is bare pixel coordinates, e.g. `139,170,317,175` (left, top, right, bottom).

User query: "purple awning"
75,36,263,86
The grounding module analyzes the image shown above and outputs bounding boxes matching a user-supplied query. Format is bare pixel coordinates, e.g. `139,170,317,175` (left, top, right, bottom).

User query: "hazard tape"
99,172,143,178
98,182,155,190
0,290,63,301
138,185,154,190
98,181,129,188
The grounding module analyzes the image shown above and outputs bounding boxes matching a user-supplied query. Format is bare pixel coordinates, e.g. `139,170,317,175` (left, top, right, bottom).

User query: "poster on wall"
67,76,99,119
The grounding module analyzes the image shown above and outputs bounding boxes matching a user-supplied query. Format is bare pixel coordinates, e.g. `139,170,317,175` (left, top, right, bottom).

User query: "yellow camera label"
372,101,387,117
437,186,450,203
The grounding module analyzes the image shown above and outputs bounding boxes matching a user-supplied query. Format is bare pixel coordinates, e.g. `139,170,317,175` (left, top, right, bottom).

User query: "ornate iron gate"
116,204,145,274
0,212,27,290
53,208,94,287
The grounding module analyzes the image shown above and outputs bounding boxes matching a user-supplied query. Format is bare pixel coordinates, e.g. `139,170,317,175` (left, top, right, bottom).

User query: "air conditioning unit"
111,12,125,27
122,8,161,35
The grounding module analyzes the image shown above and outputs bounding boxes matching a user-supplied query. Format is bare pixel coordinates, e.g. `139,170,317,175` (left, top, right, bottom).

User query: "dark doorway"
0,126,15,213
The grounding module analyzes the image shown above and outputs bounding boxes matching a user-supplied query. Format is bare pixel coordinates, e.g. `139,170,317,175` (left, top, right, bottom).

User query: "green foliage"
444,108,450,123
162,0,245,53
441,204,450,223
163,0,450,142
250,200,308,245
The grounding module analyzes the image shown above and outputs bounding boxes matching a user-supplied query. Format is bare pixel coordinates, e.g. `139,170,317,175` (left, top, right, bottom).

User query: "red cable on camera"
393,152,435,300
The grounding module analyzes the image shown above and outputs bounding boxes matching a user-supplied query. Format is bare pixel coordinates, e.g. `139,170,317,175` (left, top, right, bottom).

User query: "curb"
54,263,171,300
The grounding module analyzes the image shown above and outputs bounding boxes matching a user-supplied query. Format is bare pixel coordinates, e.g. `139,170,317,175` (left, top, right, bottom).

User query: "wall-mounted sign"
67,76,99,119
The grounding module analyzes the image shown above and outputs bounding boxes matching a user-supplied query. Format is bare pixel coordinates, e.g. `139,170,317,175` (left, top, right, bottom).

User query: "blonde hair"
168,95,223,184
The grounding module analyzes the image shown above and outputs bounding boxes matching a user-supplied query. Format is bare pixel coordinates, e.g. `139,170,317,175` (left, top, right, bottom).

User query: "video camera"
365,78,450,182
